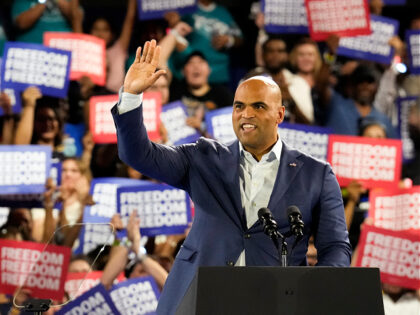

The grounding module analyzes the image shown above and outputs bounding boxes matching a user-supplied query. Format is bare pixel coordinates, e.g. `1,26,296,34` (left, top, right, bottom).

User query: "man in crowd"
112,40,351,314
169,51,234,132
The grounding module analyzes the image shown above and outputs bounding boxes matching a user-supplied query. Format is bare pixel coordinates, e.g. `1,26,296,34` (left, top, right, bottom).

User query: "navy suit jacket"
112,104,352,315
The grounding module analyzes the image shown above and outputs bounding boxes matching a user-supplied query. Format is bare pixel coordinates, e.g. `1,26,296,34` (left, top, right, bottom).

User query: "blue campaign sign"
74,178,144,254
56,284,120,315
1,42,71,98
382,0,406,5
406,30,420,75
50,157,62,186
110,276,160,315
205,107,236,144
0,145,51,194
0,58,22,116
278,122,331,161
117,182,191,236
160,101,201,145
337,15,399,65
138,0,197,20
263,0,309,34
397,97,418,163
0,207,10,227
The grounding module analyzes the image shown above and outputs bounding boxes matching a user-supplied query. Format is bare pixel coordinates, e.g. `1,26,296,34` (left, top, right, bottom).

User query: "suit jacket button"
226,261,234,266
244,234,251,239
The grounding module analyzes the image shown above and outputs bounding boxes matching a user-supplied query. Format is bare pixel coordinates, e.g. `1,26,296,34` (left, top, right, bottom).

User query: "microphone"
258,207,288,266
258,207,280,240
287,205,304,242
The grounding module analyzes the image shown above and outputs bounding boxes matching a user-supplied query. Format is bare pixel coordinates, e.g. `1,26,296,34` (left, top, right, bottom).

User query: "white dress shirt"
235,139,282,266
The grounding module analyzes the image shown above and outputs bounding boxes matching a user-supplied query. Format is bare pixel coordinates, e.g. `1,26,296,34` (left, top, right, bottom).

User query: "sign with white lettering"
406,30,420,75
160,101,200,145
369,186,420,232
110,276,160,315
305,0,371,41
397,97,418,162
65,271,125,300
337,14,399,64
0,58,22,116
278,123,331,161
327,135,402,189
117,183,191,236
263,0,309,34
0,239,71,300
1,42,71,98
205,107,235,144
74,178,143,254
56,284,120,315
44,32,106,86
138,0,197,20
0,145,51,195
355,225,420,290
90,92,162,144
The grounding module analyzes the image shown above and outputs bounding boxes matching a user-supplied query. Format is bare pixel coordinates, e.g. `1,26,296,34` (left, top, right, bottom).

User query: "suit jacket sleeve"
314,164,352,266
111,104,194,190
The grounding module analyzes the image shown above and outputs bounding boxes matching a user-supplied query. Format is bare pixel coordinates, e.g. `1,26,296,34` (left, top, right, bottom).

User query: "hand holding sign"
124,40,166,95
22,86,42,108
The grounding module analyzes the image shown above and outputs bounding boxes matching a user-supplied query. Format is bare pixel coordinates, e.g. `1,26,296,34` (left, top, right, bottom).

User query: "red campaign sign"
369,186,420,232
65,271,125,299
355,225,420,290
90,92,162,144
90,94,119,144
327,135,402,189
44,32,106,86
305,0,371,41
0,239,71,300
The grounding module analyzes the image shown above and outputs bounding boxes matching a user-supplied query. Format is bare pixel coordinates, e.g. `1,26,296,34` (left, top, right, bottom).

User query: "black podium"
176,267,384,315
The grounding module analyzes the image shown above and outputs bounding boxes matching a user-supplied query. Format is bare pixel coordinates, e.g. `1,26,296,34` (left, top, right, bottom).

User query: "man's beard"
265,63,285,74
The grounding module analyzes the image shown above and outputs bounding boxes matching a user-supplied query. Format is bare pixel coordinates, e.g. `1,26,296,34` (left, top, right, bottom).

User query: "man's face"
183,56,210,89
353,81,377,106
232,79,284,159
263,40,288,74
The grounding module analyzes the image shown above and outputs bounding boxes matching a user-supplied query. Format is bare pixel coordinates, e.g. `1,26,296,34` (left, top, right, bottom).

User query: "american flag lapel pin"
289,162,297,167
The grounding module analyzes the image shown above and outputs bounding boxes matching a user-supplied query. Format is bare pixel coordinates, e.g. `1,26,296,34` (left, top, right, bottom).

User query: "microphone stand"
268,229,288,267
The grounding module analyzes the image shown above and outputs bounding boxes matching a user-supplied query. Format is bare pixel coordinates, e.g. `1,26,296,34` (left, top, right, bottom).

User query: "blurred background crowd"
0,0,419,314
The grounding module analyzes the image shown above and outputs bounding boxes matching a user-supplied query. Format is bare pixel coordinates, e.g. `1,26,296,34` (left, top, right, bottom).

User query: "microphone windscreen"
258,207,272,219
287,205,301,217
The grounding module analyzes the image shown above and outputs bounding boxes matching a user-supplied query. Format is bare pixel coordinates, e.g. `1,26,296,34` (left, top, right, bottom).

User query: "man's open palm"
123,40,166,95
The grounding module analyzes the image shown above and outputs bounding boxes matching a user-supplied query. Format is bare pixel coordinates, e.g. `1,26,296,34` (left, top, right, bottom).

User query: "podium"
176,267,384,315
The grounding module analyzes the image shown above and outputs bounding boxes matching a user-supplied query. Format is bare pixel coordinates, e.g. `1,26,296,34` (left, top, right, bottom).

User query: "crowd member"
84,0,137,93
13,87,64,156
100,212,168,291
258,36,314,124
113,40,351,314
402,14,420,97
0,92,14,145
166,0,243,85
321,63,397,137
169,51,234,132
11,0,76,44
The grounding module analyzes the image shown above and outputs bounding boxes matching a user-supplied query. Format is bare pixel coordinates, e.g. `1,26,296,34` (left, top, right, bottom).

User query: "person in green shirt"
11,0,74,44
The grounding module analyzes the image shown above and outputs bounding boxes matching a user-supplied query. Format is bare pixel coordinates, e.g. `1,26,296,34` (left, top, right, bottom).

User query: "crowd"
0,0,420,314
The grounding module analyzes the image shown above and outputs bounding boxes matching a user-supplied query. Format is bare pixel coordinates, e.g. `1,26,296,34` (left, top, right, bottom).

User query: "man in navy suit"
112,40,351,315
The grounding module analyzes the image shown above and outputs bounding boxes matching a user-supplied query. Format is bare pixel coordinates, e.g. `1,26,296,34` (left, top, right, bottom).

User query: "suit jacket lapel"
219,141,247,230
267,142,303,220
